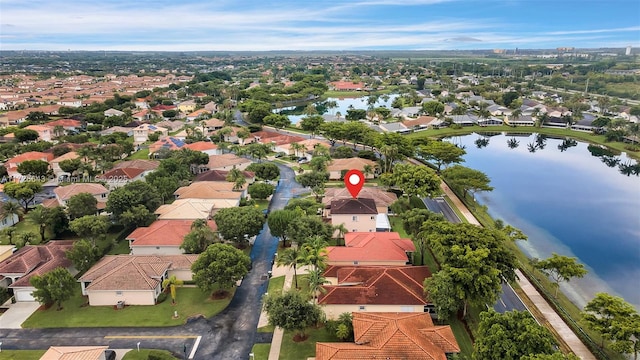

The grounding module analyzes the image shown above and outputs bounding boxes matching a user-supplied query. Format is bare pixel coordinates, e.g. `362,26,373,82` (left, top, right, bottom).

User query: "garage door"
14,289,36,302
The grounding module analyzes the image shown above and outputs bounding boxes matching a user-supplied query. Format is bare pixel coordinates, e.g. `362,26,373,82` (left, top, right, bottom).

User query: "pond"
275,94,399,124
445,132,640,309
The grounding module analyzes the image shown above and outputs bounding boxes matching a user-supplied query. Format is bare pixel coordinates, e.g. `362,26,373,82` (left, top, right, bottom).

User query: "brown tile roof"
0,240,74,288
318,266,431,306
128,219,217,247
326,232,415,263
316,312,459,360
96,167,145,181
112,159,160,171
323,188,397,208
327,158,377,172
183,141,218,152
45,119,82,128
194,170,254,182
79,255,198,291
51,151,79,164
174,181,244,199
53,183,108,201
330,198,377,215
250,130,306,145
206,154,252,169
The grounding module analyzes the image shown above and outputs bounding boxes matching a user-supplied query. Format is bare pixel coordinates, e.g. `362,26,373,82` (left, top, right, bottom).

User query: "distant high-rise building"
626,46,632,56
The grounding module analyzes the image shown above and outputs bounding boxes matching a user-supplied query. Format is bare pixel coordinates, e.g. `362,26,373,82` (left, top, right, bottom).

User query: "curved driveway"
0,164,303,360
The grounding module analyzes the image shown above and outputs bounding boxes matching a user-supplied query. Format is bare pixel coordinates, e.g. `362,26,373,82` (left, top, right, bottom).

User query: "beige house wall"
209,162,251,172
130,245,183,256
87,289,158,306
331,214,376,233
168,269,194,282
321,304,424,320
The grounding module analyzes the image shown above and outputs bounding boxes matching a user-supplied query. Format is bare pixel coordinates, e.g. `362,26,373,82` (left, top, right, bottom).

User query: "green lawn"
279,326,339,360
126,148,150,160
108,239,131,254
0,350,46,360
267,275,285,295
251,344,271,360
22,286,234,328
122,349,179,360
448,318,474,359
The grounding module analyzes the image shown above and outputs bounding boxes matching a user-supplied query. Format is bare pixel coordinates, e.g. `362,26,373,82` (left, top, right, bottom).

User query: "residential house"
450,114,477,127
275,138,330,158
155,120,184,132
315,312,459,360
477,117,504,126
194,169,255,184
325,232,415,267
204,101,218,113
79,254,198,306
174,181,246,201
183,141,220,156
379,122,411,134
202,118,226,133
40,346,109,360
112,159,160,172
186,109,212,122
505,115,535,127
0,211,19,230
402,116,437,131
58,98,82,108
323,187,396,216
104,108,125,117
134,99,149,109
329,81,365,91
0,246,15,262
96,167,147,189
45,183,109,210
100,126,133,137
327,158,377,180
148,137,186,157
318,266,432,319
45,119,83,132
200,154,252,172
178,100,197,113
128,219,217,255
50,151,80,179
0,240,74,301
4,151,54,179
155,199,219,220
132,124,169,144
25,125,53,142
330,198,378,233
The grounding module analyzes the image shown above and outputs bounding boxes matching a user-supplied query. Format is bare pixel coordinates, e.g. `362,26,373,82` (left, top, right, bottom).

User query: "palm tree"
218,127,233,143
226,168,244,184
276,247,303,290
1,201,23,222
306,268,329,304
313,144,330,157
26,205,50,243
290,143,305,158
18,231,37,248
162,275,184,305
1,227,16,245
363,164,373,179
301,236,328,272
333,224,348,246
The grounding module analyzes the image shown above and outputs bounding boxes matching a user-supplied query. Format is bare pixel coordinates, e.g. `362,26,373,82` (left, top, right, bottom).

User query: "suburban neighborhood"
0,48,638,360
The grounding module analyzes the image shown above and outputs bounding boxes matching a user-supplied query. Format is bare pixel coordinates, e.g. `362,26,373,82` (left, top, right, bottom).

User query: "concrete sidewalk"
266,265,295,360
443,180,596,359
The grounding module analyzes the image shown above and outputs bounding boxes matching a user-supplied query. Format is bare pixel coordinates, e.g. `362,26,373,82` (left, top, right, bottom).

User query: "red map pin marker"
344,169,365,198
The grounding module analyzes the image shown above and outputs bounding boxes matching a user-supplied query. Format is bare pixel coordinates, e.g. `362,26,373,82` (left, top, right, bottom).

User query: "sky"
1,0,639,51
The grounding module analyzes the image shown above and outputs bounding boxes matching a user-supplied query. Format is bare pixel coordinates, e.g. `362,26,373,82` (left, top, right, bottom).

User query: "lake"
445,132,640,309
277,94,398,124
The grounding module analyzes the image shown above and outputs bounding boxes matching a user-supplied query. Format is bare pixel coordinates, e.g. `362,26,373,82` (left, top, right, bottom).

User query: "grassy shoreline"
406,125,640,160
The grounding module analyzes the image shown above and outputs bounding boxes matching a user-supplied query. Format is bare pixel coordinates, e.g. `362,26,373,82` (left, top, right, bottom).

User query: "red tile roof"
6,151,54,167
127,219,217,246
326,232,415,263
183,141,218,152
0,240,74,288
318,266,431,306
45,119,82,128
96,167,145,181
316,312,459,360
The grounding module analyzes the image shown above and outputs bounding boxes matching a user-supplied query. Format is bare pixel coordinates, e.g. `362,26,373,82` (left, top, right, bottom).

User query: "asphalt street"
0,164,303,360
422,195,527,314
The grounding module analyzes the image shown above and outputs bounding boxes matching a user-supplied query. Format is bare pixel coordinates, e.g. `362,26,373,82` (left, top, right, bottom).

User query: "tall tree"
400,209,445,265
3,181,43,211
17,160,52,179
535,253,587,297
276,247,304,289
306,268,329,304
473,310,557,360
69,215,109,246
263,291,323,340
191,243,250,297
247,182,275,200
583,292,639,352
416,141,466,172
212,206,265,245
268,209,302,247
441,165,494,200
26,205,50,243
105,181,162,224
379,164,441,198
285,216,333,245
66,192,98,219
180,220,218,254
30,267,76,310
1,200,23,222
300,235,328,272
65,239,100,273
